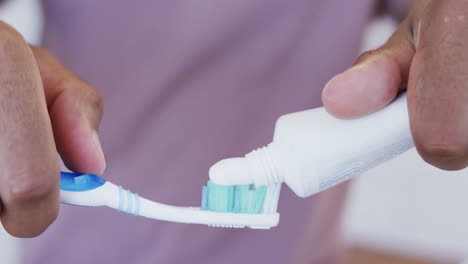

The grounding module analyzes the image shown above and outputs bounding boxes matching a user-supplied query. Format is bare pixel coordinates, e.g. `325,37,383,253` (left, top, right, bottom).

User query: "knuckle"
58,79,104,121
81,87,103,126
1,169,59,238
5,174,54,204
85,88,103,114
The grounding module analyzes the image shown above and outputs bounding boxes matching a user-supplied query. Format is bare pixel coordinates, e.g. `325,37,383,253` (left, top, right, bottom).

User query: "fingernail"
91,131,106,174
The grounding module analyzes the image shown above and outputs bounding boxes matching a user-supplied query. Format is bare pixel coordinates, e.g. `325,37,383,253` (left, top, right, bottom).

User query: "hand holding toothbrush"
0,22,105,238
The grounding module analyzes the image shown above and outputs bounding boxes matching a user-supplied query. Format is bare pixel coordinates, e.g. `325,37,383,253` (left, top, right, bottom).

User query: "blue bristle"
233,187,241,213
201,181,268,214
227,185,234,211
253,186,267,213
246,190,255,213
206,181,234,212
237,185,249,212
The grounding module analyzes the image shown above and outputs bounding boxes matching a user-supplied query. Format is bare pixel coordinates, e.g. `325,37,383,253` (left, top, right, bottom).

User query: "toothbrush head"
199,181,281,229
201,181,266,214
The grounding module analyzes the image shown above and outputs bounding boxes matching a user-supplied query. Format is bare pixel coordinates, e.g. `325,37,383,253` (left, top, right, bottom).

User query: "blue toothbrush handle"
59,171,141,215
60,171,107,191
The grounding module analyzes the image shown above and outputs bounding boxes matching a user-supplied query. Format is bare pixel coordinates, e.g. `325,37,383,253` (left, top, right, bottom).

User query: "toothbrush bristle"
208,224,245,228
201,181,268,214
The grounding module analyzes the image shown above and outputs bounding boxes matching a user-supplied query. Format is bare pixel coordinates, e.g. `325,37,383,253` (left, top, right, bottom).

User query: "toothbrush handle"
59,172,138,214
59,172,279,228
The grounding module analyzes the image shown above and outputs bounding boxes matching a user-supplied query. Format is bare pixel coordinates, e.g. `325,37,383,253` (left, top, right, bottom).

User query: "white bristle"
208,224,246,228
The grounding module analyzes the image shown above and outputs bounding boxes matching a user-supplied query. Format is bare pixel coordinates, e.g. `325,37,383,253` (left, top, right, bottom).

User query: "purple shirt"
24,1,375,263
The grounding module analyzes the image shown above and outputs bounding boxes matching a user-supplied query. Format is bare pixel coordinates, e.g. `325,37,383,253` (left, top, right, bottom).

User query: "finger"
32,47,106,174
0,24,59,237
408,1,468,170
322,18,415,119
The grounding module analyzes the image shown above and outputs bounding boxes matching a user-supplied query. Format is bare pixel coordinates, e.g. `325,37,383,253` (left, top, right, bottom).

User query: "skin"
1,1,467,238
323,0,468,171
0,21,105,237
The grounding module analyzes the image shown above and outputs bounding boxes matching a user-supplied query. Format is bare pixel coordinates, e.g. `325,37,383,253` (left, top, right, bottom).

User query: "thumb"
32,47,106,175
322,18,415,119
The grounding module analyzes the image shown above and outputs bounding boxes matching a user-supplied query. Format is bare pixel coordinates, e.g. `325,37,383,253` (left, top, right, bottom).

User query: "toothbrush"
60,171,280,229
61,93,412,229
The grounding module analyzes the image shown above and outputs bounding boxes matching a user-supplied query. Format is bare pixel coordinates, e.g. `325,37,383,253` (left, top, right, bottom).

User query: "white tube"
210,94,414,198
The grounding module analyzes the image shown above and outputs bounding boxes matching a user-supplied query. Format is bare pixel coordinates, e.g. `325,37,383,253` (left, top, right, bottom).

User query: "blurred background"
1,1,468,264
